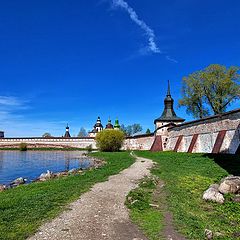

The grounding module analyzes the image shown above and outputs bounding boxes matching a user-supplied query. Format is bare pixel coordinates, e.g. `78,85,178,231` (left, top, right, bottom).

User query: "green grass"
0,151,134,240
133,151,240,240
126,176,164,240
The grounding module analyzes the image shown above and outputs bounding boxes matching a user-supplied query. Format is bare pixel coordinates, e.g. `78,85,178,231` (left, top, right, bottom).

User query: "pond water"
0,151,92,185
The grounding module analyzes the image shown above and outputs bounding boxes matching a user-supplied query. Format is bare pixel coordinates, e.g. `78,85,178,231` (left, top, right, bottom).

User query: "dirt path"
29,155,153,240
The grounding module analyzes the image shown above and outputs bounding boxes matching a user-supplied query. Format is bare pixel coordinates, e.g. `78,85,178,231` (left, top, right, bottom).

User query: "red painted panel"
187,134,198,153
150,136,163,152
174,135,183,152
212,130,227,154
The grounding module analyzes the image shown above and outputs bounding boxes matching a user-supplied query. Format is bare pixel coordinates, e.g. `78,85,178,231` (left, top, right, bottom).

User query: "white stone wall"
167,110,240,154
0,138,96,149
123,135,155,150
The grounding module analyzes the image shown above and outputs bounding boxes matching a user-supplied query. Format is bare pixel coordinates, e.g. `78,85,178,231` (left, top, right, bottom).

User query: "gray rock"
68,168,77,174
203,184,224,204
218,176,240,194
205,229,213,240
11,177,26,186
39,170,53,181
0,184,6,192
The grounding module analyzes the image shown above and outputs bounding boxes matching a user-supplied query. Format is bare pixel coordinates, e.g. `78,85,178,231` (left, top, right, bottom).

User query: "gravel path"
29,155,153,240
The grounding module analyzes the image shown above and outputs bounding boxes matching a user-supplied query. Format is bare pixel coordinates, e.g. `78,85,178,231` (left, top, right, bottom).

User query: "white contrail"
112,0,160,54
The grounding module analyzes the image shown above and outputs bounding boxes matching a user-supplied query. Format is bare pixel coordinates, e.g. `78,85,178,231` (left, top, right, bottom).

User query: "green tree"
202,64,240,114
146,128,151,134
132,124,143,135
42,133,52,138
179,71,209,119
120,124,142,136
78,127,87,137
96,129,125,152
179,64,240,118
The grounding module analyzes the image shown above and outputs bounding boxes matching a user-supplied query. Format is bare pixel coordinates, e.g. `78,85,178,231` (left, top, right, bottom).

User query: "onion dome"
106,118,114,129
154,80,185,124
64,124,71,138
114,118,120,129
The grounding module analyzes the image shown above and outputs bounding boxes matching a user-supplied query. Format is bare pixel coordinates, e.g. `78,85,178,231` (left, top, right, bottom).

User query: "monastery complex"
0,82,239,154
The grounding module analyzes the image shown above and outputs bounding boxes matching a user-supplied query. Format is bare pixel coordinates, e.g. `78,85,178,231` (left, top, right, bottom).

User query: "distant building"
105,118,114,129
0,131,4,138
89,117,103,137
89,117,121,137
114,118,120,130
154,80,185,131
64,124,71,138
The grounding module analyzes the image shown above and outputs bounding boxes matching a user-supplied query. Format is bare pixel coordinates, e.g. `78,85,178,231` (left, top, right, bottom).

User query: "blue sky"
0,0,239,137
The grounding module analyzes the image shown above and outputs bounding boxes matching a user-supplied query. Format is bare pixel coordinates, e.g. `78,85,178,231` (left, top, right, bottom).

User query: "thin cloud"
166,55,178,63
0,96,22,106
112,0,160,54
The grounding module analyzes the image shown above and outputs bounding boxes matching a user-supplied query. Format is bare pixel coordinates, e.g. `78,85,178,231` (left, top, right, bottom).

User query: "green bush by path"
134,151,240,240
0,152,134,240
96,129,125,152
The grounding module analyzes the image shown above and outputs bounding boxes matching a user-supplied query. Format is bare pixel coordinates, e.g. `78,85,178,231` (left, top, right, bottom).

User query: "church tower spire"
167,79,171,96
154,81,185,126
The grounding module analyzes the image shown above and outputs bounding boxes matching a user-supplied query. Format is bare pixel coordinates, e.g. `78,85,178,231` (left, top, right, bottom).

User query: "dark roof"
94,122,103,128
154,80,185,124
105,118,114,129
64,131,71,138
90,128,98,133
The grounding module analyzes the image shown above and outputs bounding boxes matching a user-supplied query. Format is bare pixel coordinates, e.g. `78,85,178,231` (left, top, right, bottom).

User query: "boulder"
0,184,6,192
218,176,240,194
38,170,53,181
203,184,224,204
55,171,68,177
68,168,77,174
205,229,213,240
10,177,26,186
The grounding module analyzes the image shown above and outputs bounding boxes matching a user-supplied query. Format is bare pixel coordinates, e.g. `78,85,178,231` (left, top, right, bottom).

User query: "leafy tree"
179,72,209,119
120,124,143,136
42,133,52,138
202,64,240,114
179,64,240,118
96,129,125,152
146,128,151,134
132,124,143,134
78,127,87,137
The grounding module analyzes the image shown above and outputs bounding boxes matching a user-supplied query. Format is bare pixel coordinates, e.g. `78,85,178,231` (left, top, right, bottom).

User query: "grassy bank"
132,151,240,240
0,152,134,240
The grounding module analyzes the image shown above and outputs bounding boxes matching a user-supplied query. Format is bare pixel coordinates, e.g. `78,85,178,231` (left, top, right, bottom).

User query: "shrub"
86,144,93,153
96,130,125,152
19,142,27,151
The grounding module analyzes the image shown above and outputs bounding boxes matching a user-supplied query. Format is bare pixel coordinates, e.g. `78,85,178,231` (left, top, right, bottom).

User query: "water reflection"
0,151,91,185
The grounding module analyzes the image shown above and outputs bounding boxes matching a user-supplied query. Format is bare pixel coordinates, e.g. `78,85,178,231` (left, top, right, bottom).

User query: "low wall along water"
0,109,239,154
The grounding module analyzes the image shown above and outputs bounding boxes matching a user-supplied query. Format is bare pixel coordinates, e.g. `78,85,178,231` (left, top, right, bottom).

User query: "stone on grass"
203,184,224,204
0,184,6,192
218,176,240,194
68,168,77,174
10,177,26,186
204,229,213,240
39,170,53,181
